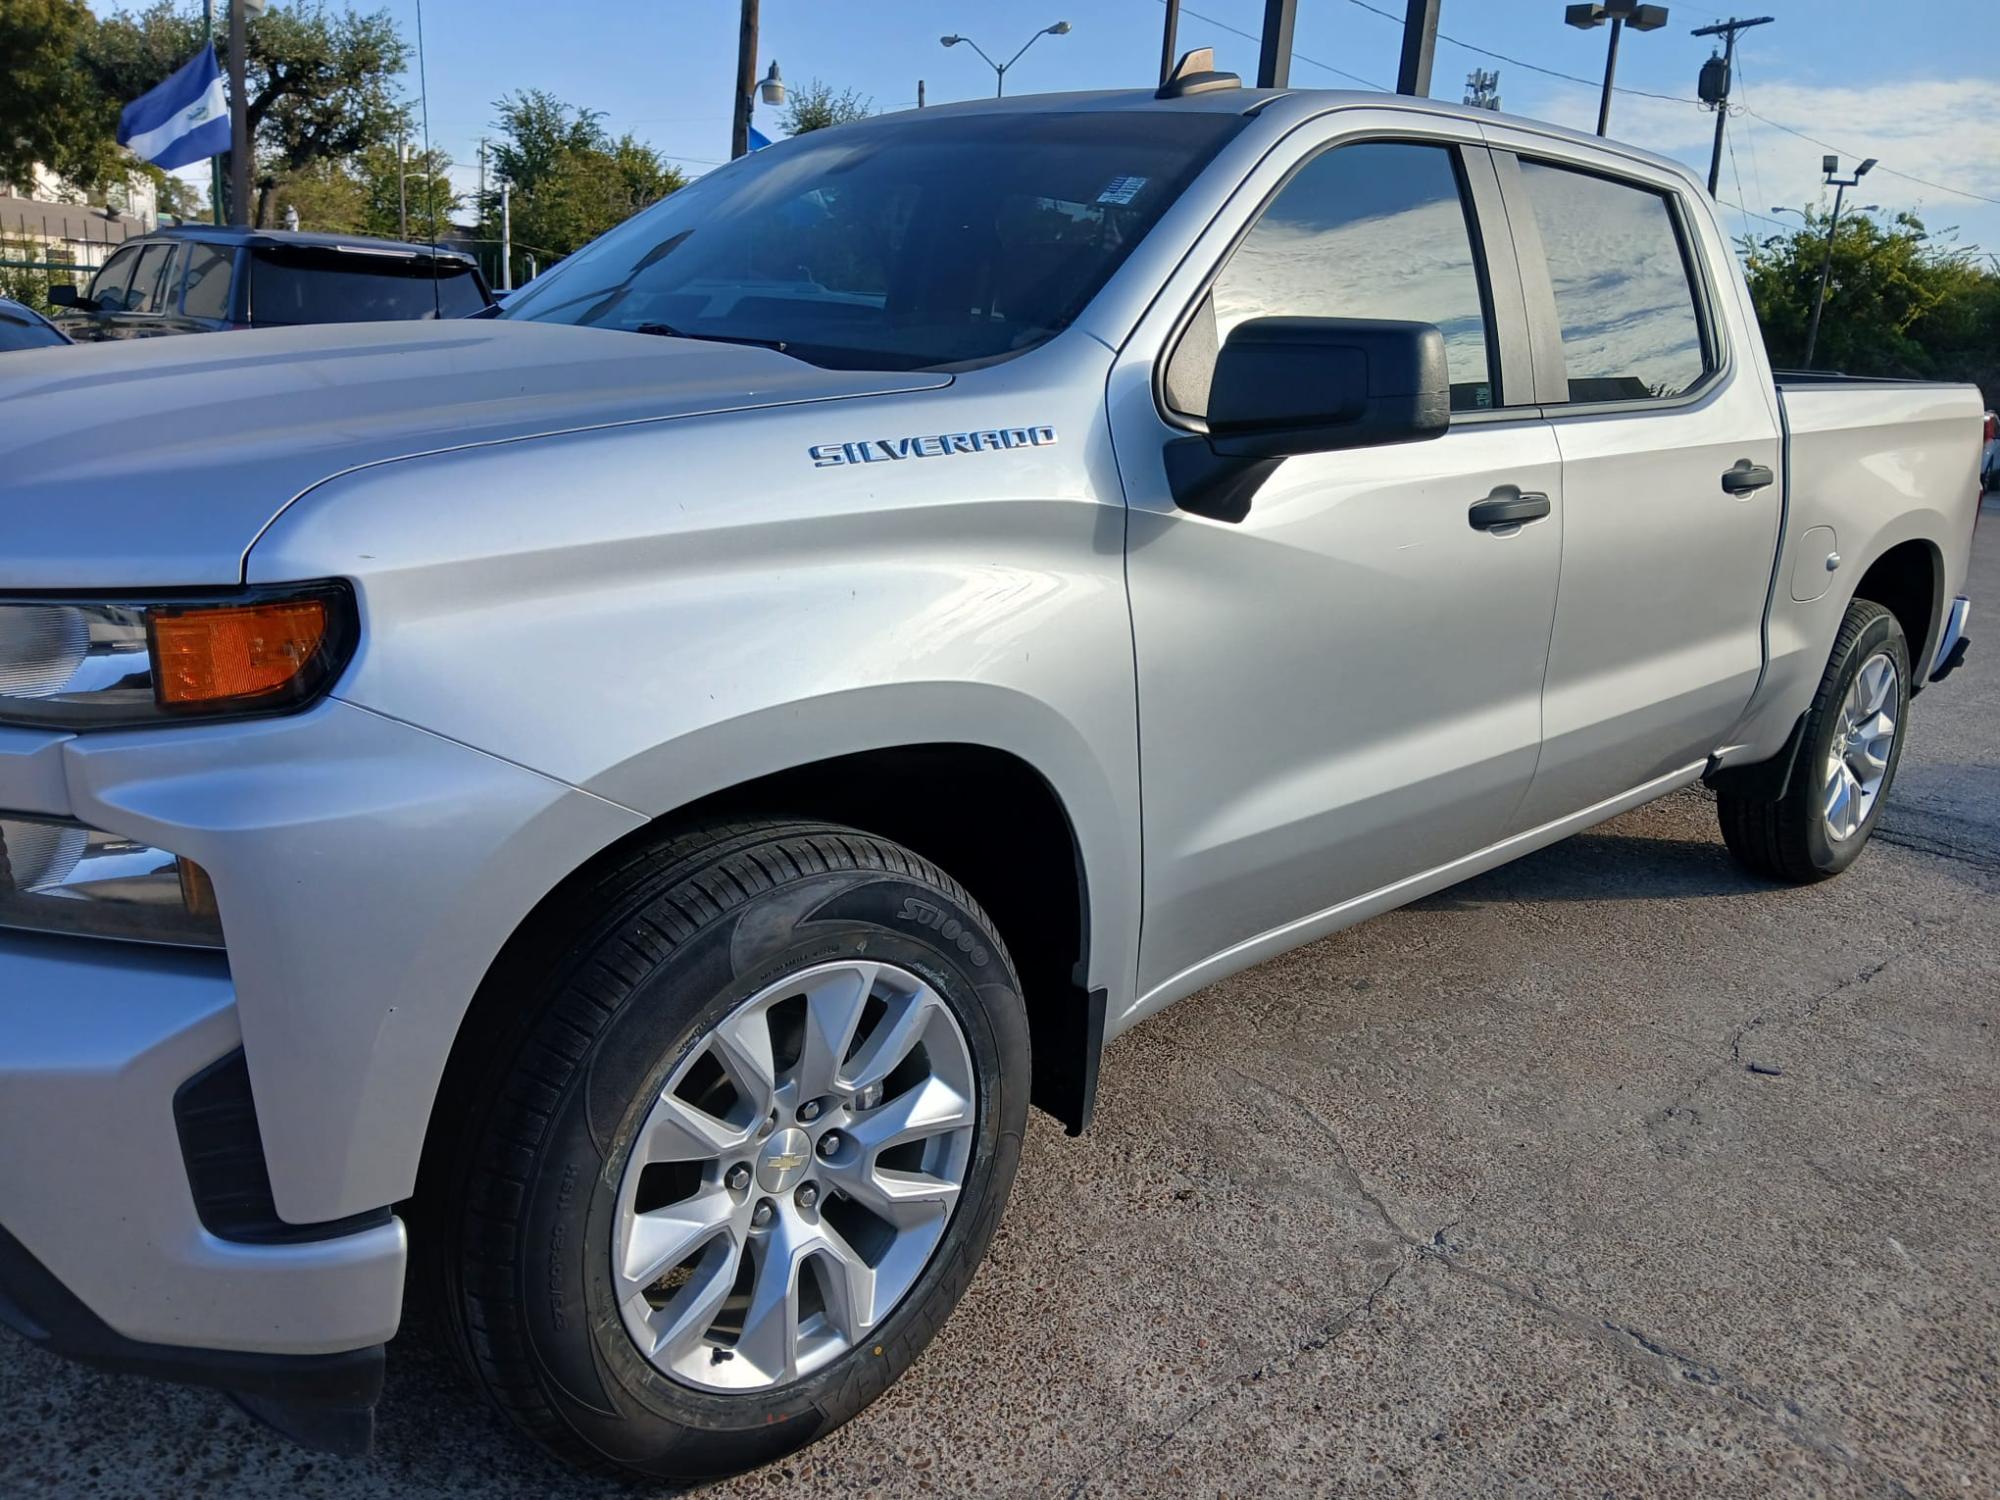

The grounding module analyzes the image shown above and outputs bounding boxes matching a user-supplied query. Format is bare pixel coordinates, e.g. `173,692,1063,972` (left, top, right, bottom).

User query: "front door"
1109,130,1564,1011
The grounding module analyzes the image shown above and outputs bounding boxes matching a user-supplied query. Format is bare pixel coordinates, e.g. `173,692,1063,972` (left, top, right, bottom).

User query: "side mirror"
46,284,83,309
1206,316,1451,458
1164,316,1451,523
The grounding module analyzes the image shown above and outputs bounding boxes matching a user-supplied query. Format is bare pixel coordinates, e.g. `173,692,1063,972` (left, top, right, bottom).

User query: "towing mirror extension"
1168,316,1451,523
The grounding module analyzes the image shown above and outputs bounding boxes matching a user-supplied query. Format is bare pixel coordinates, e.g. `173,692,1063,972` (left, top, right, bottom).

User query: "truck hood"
0,320,949,587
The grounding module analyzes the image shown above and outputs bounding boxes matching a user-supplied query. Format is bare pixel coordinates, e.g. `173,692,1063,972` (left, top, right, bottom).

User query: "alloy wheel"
1822,650,1899,843
611,960,977,1392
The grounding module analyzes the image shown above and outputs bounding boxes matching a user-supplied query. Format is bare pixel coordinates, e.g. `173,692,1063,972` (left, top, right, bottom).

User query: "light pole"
1803,157,1877,370
940,22,1072,98
1564,2,1668,137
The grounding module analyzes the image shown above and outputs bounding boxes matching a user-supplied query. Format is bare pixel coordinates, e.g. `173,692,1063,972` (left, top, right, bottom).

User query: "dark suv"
48,225,494,340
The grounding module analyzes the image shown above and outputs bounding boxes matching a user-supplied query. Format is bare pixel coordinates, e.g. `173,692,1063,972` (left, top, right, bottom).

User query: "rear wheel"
439,821,1030,1481
1718,598,1911,883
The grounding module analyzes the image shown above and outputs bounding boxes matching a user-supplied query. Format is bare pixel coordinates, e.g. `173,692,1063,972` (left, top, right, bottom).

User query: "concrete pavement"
5,501,1995,1497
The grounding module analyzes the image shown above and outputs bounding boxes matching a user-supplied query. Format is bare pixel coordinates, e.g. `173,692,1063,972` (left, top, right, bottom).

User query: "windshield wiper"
632,322,790,354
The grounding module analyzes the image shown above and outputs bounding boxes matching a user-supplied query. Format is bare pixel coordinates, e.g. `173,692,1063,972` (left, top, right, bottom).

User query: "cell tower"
1463,69,1501,111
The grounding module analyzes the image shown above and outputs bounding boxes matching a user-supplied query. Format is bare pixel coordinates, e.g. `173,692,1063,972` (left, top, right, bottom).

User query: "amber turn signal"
151,598,331,707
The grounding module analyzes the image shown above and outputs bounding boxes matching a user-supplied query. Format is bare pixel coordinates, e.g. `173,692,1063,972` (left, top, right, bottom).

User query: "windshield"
502,111,1245,371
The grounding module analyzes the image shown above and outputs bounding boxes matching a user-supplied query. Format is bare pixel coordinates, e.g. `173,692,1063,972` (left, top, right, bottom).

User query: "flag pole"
205,0,223,225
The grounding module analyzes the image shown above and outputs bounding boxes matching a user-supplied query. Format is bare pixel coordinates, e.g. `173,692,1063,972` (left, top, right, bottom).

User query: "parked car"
0,296,71,351
0,65,1983,1483
46,225,494,340
1983,408,1996,490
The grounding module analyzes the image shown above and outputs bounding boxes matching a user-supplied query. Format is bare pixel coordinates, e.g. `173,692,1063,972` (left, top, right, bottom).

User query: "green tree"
484,91,684,278
59,1,406,224
0,0,116,189
780,79,872,136
1743,210,2000,406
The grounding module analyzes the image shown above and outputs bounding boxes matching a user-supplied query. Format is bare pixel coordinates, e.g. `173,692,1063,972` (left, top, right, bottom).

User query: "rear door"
1484,134,1784,827
1109,115,1566,1008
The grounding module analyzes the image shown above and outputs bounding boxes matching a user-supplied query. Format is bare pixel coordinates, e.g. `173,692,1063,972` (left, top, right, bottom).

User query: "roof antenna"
1156,46,1241,99
415,0,440,318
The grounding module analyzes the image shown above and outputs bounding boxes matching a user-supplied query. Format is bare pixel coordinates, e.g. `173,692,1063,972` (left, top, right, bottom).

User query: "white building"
0,165,161,275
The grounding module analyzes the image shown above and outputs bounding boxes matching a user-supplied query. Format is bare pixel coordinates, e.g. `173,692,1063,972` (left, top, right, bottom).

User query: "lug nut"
817,1131,843,1158
725,1163,752,1192
751,1199,775,1228
798,1099,823,1123
796,1182,820,1210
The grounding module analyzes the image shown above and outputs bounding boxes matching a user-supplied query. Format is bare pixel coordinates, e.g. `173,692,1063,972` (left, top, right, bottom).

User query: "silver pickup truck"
0,65,1981,1481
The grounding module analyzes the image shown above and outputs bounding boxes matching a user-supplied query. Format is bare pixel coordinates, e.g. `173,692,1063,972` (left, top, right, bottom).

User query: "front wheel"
440,821,1030,1481
1718,597,1912,883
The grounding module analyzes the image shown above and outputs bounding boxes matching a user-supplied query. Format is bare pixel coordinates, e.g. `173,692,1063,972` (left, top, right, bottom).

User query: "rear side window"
182,243,234,320
1516,161,1708,403
130,244,180,314
1208,141,1498,412
249,249,486,325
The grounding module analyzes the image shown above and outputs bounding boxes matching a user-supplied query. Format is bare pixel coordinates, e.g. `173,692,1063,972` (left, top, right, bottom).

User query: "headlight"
0,815,224,949
0,582,357,729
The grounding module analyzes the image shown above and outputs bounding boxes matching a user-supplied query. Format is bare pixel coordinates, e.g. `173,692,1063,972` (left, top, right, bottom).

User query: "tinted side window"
182,244,234,320
1517,161,1707,402
1210,142,1497,412
131,244,180,314
89,246,142,310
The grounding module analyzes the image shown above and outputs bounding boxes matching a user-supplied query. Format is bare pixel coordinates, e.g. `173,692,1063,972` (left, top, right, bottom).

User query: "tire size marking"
897,897,990,968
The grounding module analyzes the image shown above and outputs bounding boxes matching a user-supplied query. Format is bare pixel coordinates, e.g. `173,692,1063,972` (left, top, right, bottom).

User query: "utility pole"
500,181,512,292
917,79,926,108
477,138,487,220
397,125,408,240
1396,0,1440,97
1159,0,1181,87
731,0,759,159
1804,155,1876,370
1256,0,1296,88
227,0,249,225
203,1,224,224
1692,16,1774,197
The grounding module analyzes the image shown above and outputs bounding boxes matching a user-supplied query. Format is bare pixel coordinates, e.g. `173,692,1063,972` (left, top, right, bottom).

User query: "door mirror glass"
1205,316,1450,457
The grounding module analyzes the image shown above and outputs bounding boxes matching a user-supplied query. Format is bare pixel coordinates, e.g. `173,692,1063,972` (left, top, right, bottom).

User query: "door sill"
1120,760,1708,1033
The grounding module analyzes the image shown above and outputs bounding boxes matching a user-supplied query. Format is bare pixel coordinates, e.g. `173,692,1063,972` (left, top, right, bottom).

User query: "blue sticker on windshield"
1096,175,1148,206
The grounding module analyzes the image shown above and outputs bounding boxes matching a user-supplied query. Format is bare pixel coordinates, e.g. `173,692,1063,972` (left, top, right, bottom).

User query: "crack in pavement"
1644,954,1897,1139
1175,1065,1926,1499
1061,1260,1406,1500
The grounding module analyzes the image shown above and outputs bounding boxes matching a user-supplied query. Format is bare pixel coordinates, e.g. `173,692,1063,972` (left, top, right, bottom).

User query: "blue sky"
184,0,2000,254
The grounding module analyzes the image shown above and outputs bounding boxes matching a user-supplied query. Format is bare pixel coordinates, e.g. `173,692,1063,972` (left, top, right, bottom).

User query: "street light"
940,21,1072,98
758,60,786,107
1565,1,1668,138
1803,156,1878,370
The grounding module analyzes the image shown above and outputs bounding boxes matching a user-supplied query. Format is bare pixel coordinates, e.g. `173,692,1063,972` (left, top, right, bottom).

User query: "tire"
1718,598,1912,883
437,820,1031,1481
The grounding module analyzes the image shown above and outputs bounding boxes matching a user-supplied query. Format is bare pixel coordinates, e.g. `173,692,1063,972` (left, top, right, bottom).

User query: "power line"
1168,0,2000,212
1165,2,1389,90
1342,0,1696,102
1731,107,2000,208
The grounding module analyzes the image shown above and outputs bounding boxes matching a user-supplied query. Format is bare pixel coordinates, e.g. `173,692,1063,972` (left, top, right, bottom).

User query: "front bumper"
0,931,407,1358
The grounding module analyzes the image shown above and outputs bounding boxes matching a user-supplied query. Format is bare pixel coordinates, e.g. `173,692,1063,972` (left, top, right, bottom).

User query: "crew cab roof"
144,223,477,263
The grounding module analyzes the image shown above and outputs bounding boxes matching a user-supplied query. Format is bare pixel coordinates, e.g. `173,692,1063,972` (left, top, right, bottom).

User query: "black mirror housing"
1205,316,1451,458
46,284,81,309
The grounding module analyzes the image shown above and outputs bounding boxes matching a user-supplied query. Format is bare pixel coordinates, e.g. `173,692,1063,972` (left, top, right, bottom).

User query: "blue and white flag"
117,46,230,170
